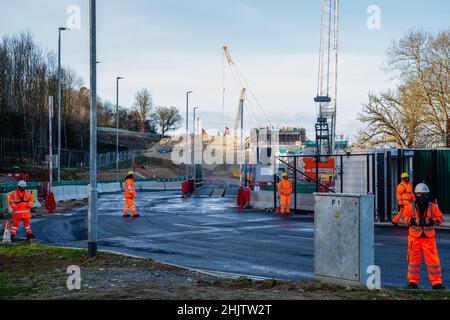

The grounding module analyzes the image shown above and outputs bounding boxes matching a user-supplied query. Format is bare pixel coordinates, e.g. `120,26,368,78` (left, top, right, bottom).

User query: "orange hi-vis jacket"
401,203,444,238
9,189,33,219
124,178,136,199
278,179,293,196
397,181,415,207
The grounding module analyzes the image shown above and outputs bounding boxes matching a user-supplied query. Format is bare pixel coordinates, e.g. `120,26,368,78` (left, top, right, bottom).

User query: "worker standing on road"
123,171,140,218
277,172,293,215
392,172,416,225
8,180,35,242
401,183,445,290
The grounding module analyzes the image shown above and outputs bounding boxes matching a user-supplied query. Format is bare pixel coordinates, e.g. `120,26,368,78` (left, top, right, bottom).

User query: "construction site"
1,0,450,307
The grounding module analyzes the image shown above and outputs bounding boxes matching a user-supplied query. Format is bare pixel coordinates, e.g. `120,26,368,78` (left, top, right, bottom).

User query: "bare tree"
153,106,183,137
357,83,427,148
133,89,153,133
386,29,449,146
358,29,449,148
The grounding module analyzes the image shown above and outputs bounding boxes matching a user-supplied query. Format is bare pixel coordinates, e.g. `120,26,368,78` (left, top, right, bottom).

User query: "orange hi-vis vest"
124,179,136,199
397,181,415,207
401,203,444,238
9,189,33,218
278,179,293,196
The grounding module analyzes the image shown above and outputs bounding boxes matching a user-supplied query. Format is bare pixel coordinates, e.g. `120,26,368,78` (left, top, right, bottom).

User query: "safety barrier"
51,186,65,202
76,185,88,201
1,179,185,208
63,185,78,202
164,181,183,191
141,181,165,191
250,191,314,212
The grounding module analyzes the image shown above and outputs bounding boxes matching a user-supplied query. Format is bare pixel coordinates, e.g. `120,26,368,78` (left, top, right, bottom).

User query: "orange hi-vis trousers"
407,236,442,286
124,198,137,216
11,216,32,236
280,195,291,214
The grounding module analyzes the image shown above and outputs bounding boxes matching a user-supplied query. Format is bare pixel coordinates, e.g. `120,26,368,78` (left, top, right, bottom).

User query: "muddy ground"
1,244,449,300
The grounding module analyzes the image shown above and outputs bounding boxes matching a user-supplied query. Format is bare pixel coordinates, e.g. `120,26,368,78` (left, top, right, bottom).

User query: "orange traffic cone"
2,221,12,244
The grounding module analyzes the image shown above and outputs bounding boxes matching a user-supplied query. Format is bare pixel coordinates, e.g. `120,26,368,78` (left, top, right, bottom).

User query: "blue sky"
1,0,449,139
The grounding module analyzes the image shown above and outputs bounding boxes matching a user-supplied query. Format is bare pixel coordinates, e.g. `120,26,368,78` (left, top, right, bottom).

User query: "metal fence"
0,137,146,170
275,153,376,215
277,153,375,194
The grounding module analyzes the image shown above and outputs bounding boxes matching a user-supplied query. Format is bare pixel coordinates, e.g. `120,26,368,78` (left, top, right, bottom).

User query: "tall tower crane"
314,0,340,158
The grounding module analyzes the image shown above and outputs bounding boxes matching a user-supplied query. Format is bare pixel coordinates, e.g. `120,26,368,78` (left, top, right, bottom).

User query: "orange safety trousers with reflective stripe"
393,182,415,223
8,189,33,236
402,203,444,286
278,179,293,214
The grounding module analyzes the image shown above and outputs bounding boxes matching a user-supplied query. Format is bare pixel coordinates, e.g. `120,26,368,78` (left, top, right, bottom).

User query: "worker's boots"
11,235,16,243
26,234,35,242
432,284,446,291
132,214,141,218
406,282,419,290
123,214,131,218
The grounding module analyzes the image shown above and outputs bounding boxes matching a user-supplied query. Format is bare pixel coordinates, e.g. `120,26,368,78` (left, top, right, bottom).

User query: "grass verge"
1,243,449,300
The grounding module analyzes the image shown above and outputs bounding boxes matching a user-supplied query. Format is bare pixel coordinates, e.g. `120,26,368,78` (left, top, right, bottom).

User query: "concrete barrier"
111,182,121,193
63,185,78,202
76,185,88,200
141,181,165,191
134,182,143,191
31,190,42,208
250,191,274,210
164,181,182,191
52,186,65,203
250,191,315,212
97,183,109,194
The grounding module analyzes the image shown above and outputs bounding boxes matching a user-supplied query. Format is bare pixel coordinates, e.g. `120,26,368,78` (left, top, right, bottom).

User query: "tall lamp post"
185,91,192,181
88,0,98,258
57,27,70,184
192,107,199,181
116,76,124,182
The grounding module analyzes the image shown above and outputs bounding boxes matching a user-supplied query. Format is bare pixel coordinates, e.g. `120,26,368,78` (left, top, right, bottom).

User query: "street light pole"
185,91,192,181
116,76,124,182
57,27,69,184
193,107,198,181
88,0,98,258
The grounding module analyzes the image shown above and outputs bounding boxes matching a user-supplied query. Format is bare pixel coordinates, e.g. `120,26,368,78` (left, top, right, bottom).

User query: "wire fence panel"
0,137,146,170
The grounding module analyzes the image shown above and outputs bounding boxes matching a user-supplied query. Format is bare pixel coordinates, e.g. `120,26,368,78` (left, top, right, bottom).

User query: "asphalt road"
28,191,450,289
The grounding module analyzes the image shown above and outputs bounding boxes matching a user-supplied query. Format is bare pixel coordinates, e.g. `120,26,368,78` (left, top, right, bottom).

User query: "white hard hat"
18,180,27,188
415,183,430,194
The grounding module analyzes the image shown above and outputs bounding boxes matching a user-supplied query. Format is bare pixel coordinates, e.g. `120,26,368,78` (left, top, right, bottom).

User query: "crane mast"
314,0,339,158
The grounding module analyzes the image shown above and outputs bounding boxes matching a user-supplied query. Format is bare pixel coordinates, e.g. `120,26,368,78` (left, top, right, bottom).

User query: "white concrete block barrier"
164,181,182,191
111,182,121,193
141,181,165,191
76,185,88,200
63,185,78,202
134,182,143,192
250,191,274,210
52,186,66,203
250,191,315,212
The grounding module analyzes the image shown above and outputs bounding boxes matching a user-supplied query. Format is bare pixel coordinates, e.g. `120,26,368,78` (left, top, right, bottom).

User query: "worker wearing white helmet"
8,180,35,242
400,183,445,290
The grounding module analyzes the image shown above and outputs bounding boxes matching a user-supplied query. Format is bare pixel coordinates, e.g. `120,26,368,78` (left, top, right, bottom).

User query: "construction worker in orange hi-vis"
392,172,416,225
277,172,293,215
123,171,140,218
9,180,35,242
401,183,445,290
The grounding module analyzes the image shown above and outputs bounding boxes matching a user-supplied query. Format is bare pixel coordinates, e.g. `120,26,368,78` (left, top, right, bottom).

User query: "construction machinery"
314,0,340,158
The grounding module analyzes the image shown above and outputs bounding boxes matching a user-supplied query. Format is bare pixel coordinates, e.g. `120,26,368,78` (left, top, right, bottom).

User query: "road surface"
28,191,450,289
